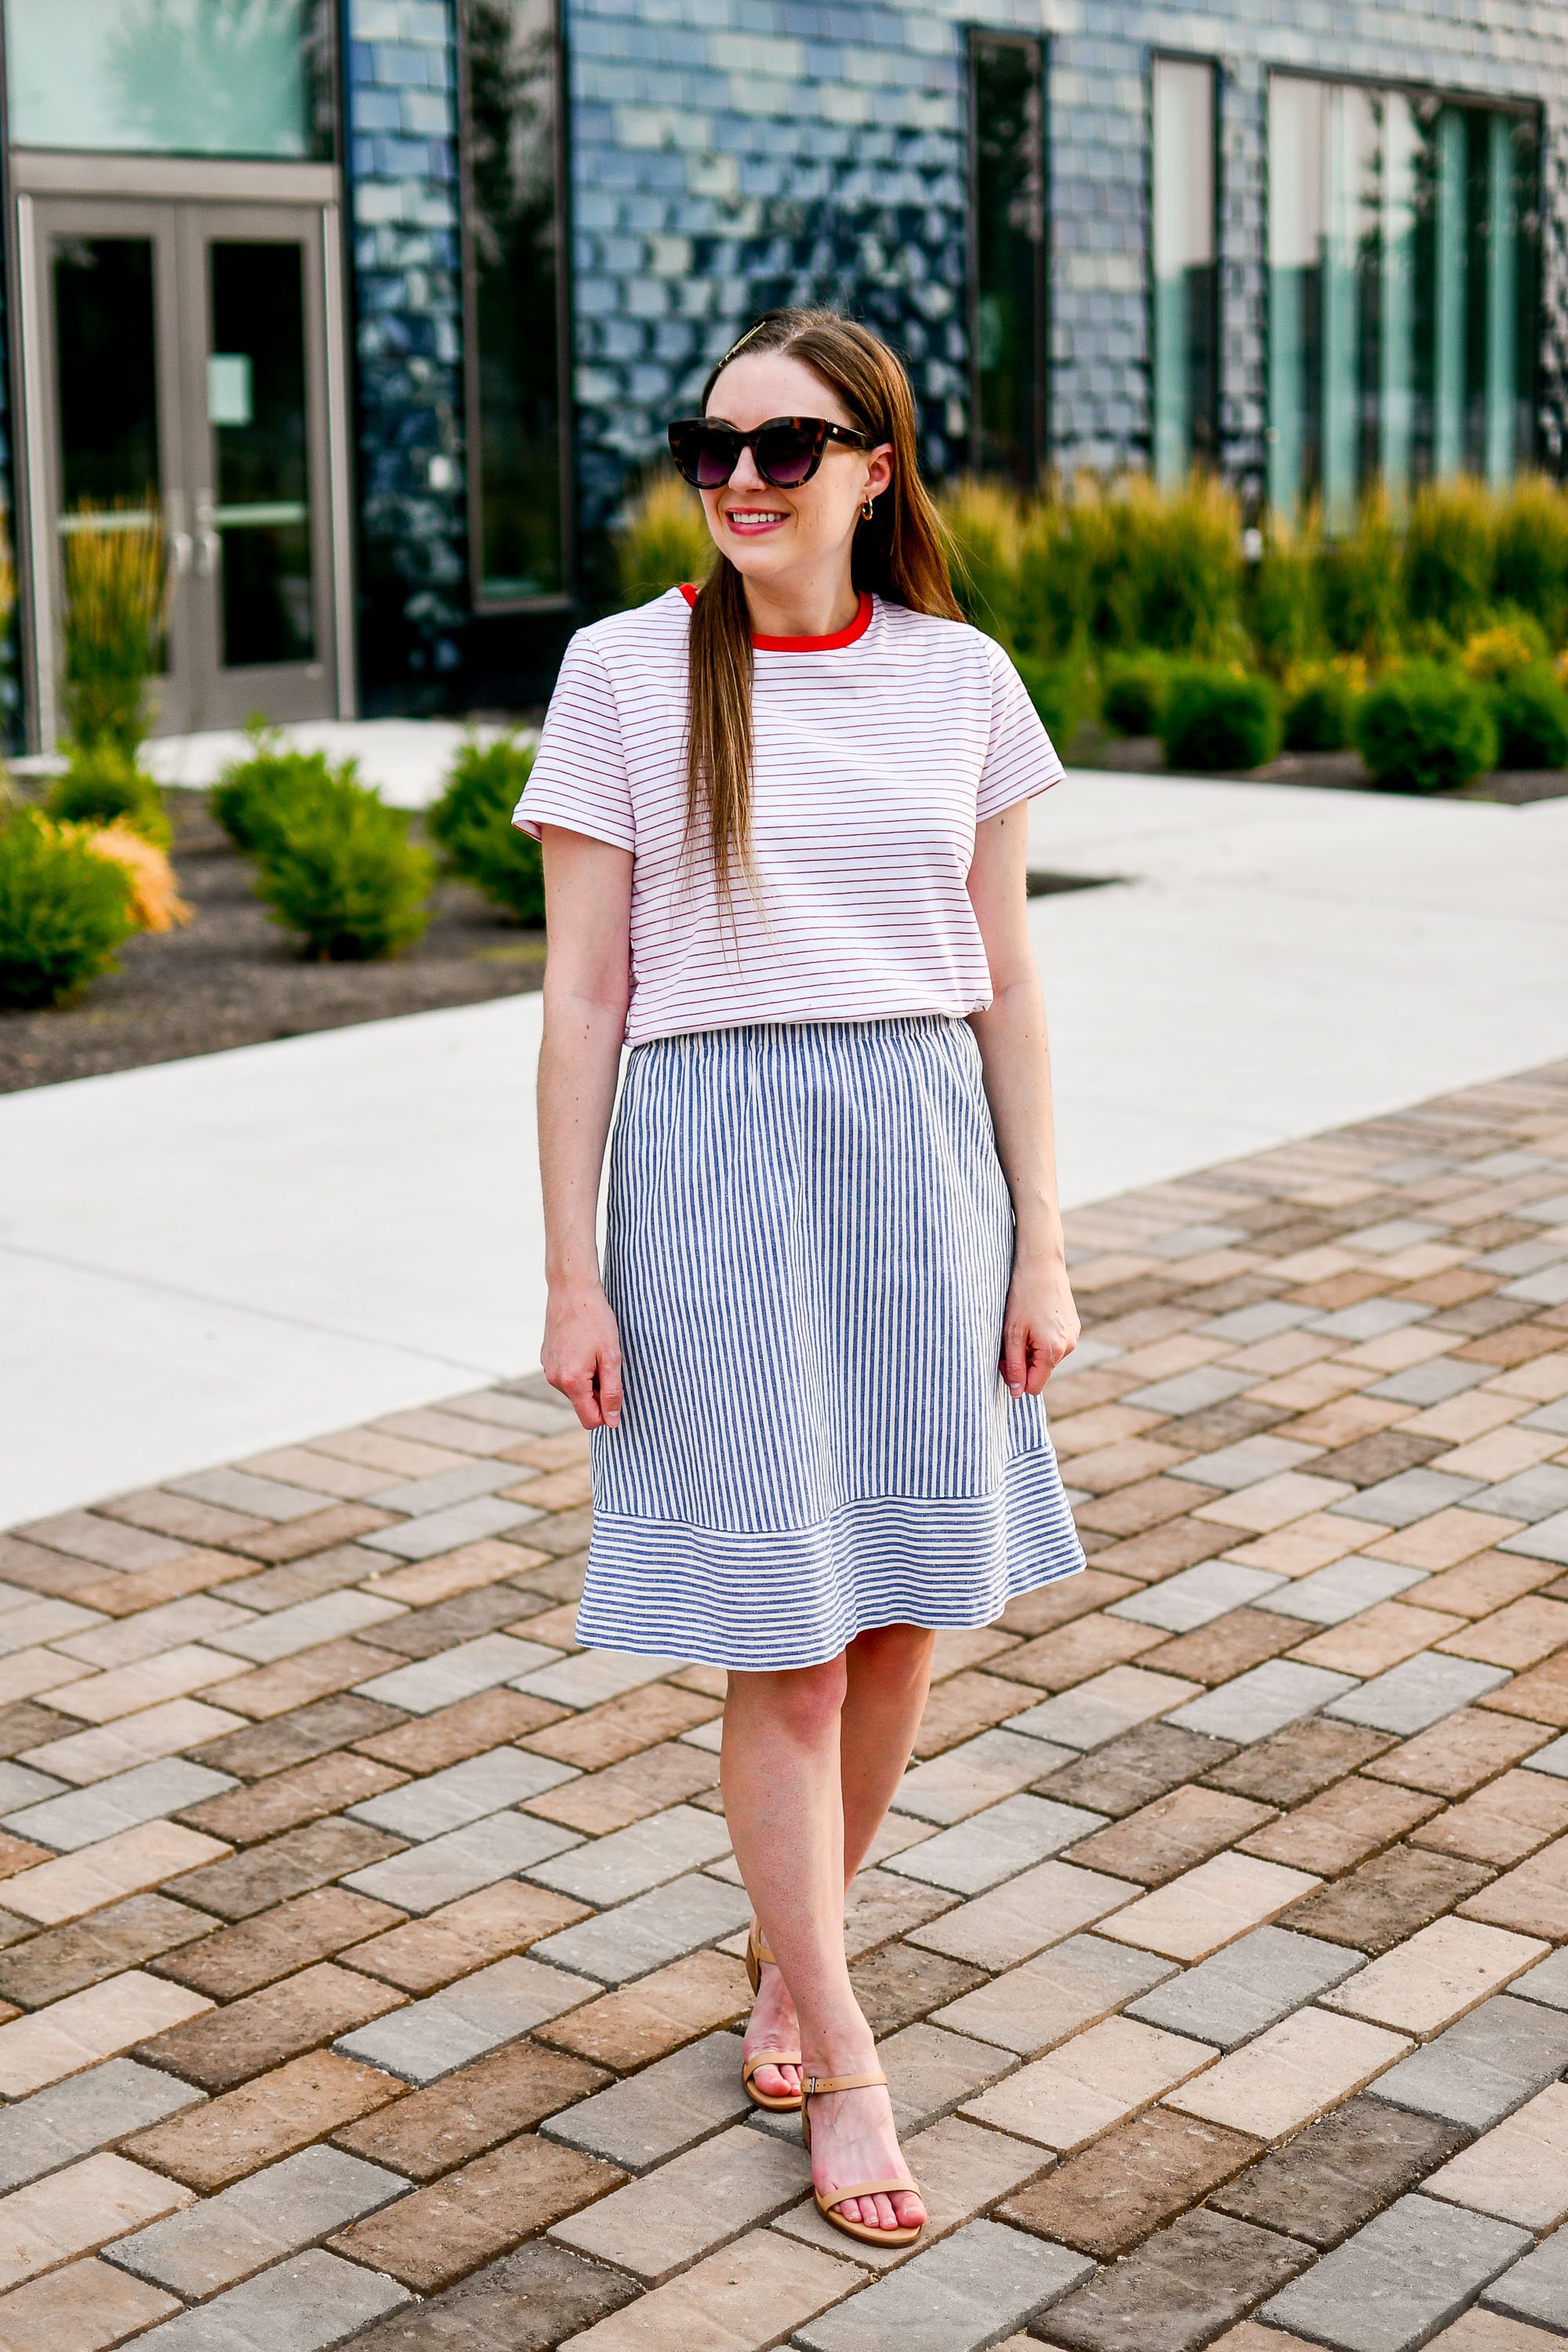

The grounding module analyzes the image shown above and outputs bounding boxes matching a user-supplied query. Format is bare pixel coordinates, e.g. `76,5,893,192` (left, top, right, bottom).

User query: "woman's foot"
744,1951,802,2103
806,2071,926,2234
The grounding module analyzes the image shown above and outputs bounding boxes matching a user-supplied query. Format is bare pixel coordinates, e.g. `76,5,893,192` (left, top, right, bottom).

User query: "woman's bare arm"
536,822,635,1429
966,800,1080,1396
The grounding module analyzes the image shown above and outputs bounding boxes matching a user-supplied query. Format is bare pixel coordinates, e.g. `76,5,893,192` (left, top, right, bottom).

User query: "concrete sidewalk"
2,768,1567,1526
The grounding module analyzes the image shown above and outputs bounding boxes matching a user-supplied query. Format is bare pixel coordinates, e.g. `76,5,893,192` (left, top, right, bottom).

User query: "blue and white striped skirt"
578,1014,1085,1671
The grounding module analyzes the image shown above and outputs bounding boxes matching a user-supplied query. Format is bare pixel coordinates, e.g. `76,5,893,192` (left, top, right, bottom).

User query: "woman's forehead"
704,349,849,427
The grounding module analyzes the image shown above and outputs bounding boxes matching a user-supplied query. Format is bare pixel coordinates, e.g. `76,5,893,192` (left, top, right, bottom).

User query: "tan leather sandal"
800,2067,924,2249
742,1918,802,2114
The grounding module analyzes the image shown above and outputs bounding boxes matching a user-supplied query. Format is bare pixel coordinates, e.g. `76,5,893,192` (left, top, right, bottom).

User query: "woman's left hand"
1001,1257,1080,1396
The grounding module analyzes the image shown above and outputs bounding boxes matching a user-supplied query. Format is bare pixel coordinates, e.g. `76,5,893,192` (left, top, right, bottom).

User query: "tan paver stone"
997,1570,1141,1634
1458,1831,1568,1939
1286,1601,1469,1677
1208,2331,1323,2351
1414,1769,1568,1865
19,1513,184,1571
521,1682,723,1769
996,1616,1166,1693
19,1700,245,1787
1194,1474,1359,1534
333,2039,607,2178
155,1886,403,1998
1141,1610,1307,1686
329,2132,622,2289
0,1968,210,2096
1098,1852,1323,1961
909,1669,1039,1757
557,2226,854,2351
310,1427,473,1477
1,1822,229,1926
1165,2008,1410,2140
360,1540,545,1607
908,1859,1138,1970
1432,1430,1566,1481
1365,1512,1530,1571
1225,1515,1388,1576
539,1948,750,2071
1065,1786,1276,1885
134,1958,406,2089
123,2049,405,2188
0,2151,192,2290
74,1552,261,1616
960,2013,1214,2150
1440,1597,1568,1668
524,1742,718,1835
931,1937,1175,2056
0,1654,93,1708
1320,1916,1548,2035
998,2103,1261,2256
548,2120,806,2284
1490,1352,1568,1403
220,1502,400,1565
1203,1719,1396,1807
1363,1711,1556,1798
1417,1555,1564,1618
351,1686,568,1773
1237,1777,1442,1877
238,1444,390,1498
46,1647,249,1723
345,1880,588,1992
1425,2082,1568,2228
1090,1519,1231,1582
0,2254,180,2350
176,1751,408,1845
1482,1653,1568,1727
217,1637,408,1719
772,2115,1047,2272
1425,2315,1567,2349
1076,1475,1225,1538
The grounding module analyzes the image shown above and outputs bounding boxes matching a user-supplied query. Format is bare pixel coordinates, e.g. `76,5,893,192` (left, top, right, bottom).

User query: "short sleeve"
513,633,636,850
975,644,1065,822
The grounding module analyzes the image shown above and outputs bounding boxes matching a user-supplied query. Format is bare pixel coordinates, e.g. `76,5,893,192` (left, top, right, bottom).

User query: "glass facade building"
0,0,1562,737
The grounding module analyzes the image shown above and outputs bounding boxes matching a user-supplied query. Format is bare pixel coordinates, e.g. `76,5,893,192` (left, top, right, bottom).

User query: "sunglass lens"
755,422,820,486
668,423,732,488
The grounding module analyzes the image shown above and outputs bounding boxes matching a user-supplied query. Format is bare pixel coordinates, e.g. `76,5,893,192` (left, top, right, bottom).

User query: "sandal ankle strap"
802,2067,887,2096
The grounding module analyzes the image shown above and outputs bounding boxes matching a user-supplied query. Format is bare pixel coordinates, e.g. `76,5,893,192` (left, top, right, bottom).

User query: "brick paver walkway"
2,1062,1568,2350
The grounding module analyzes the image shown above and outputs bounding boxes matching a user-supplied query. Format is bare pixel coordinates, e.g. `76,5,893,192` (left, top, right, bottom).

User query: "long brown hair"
684,309,964,909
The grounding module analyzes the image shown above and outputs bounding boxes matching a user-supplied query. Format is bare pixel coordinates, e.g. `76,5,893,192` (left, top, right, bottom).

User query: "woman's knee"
728,1655,848,1741
849,1622,935,1682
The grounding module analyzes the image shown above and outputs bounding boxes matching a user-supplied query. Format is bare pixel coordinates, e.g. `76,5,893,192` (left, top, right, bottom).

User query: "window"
1151,58,1218,485
1268,74,1539,521
462,0,570,605
4,0,329,156
968,31,1047,483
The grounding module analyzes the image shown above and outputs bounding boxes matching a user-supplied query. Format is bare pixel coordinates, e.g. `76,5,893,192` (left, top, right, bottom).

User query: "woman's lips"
723,508,789,535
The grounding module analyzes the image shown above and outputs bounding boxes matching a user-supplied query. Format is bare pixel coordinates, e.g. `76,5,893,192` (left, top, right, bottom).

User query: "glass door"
27,194,339,742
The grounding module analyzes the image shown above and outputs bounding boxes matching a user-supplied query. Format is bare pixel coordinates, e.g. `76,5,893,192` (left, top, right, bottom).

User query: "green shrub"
1353,662,1497,793
0,808,138,1007
1013,654,1091,746
1249,512,1327,675
614,469,714,608
1461,615,1548,686
60,508,167,755
1403,479,1496,643
1116,474,1244,657
942,479,1022,648
1318,489,1404,661
47,742,171,846
428,735,544,924
1013,479,1127,658
212,731,347,856
254,783,434,960
1492,475,1568,643
1099,651,1168,735
1160,667,1283,771
1283,666,1356,753
1491,664,1568,770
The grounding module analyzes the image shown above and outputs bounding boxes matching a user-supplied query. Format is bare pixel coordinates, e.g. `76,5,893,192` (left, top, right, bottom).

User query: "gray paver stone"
1330,1470,1485,1526
1261,2192,1531,2351
1325,1655,1512,1734
530,1870,752,1984
1482,2227,1568,2328
1109,1560,1285,1632
543,2030,750,2169
1370,1994,1568,2131
931,1933,1177,2056
907,1860,1138,1972
1366,1361,1490,1406
1168,1661,1358,1744
510,1649,684,1709
1522,1734,1568,1780
527,1803,731,1903
365,1460,521,1514
549,2119,810,2284
1500,1510,1568,1566
0,1762,65,1810
892,1730,1072,1824
346,1747,576,1838
205,1591,407,1663
1512,1946,1568,2009
126,2247,409,2349
169,1467,336,1520
1005,1669,1200,1752
1171,1436,1323,1490
1475,1464,1568,1522
1307,1302,1432,1341
1122,1367,1254,1414
791,2217,1093,2350
1126,1926,1366,2050
0,2057,204,2190
340,1809,582,1911
334,1953,598,2082
105,2146,405,2296
1,1757,235,1849
1254,1559,1431,1626
885,1795,1108,1893
1039,2207,1314,2350
352,1634,560,1712
307,2239,636,2349
361,1497,542,1559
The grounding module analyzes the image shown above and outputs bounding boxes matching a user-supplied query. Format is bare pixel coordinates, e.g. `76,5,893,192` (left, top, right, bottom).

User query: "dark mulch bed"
0,793,546,1095
1067,727,1568,803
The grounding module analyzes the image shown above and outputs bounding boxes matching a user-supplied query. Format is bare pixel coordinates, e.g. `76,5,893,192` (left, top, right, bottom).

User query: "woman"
517,308,1084,2251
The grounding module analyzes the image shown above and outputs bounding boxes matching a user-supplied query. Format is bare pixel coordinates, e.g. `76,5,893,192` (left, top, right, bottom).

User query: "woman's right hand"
543,1281,624,1430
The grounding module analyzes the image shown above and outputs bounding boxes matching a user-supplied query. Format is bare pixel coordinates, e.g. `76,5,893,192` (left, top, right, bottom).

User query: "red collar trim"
678,583,873,650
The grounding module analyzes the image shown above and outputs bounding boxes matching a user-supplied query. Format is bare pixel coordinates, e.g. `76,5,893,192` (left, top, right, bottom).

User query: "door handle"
196,530,220,577
168,532,193,575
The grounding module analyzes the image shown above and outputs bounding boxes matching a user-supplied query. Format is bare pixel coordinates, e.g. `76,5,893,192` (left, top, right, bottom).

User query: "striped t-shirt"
514,584,1063,1045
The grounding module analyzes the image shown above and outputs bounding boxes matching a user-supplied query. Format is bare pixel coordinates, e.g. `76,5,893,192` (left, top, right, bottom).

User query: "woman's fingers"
597,1347,623,1429
1001,1320,1030,1398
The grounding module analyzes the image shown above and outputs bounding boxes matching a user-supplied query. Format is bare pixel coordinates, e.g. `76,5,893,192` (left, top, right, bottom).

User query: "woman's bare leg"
840,1624,936,1877
724,1657,925,2233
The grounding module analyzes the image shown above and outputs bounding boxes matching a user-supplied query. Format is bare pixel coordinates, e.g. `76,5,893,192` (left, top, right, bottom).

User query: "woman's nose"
728,445,767,492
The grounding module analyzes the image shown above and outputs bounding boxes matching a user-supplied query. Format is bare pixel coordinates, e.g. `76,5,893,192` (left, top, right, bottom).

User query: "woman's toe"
893,2190,924,2230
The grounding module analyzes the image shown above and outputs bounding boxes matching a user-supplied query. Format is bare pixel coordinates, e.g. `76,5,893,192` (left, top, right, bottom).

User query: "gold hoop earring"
861,496,876,522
